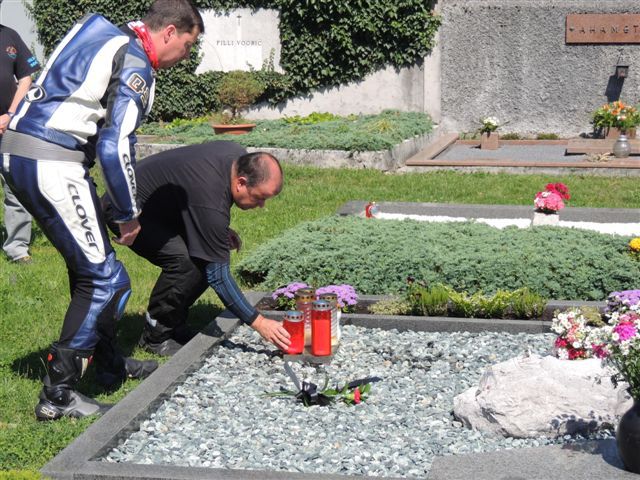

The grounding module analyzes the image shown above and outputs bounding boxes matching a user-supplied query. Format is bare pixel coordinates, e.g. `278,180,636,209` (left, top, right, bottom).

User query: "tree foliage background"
30,0,440,120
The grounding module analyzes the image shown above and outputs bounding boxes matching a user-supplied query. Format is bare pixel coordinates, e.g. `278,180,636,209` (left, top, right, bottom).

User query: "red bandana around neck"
128,21,159,70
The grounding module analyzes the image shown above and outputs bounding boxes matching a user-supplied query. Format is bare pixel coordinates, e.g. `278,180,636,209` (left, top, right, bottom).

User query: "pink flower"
534,190,565,213
353,387,361,404
613,321,637,342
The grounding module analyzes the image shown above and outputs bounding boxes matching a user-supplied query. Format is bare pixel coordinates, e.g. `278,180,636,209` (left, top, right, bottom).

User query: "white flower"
483,116,499,127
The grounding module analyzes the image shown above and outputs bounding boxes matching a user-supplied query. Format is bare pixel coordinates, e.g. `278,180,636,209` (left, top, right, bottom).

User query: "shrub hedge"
138,110,433,151
236,216,640,301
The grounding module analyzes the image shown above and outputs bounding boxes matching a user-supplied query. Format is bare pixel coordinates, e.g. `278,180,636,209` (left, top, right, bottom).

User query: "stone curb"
41,292,628,480
134,131,436,172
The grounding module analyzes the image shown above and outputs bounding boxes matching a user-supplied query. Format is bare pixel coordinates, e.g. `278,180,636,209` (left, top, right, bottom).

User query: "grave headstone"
196,8,282,73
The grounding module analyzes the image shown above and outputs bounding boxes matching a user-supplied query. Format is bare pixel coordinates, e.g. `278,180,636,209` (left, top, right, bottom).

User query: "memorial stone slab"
196,8,282,73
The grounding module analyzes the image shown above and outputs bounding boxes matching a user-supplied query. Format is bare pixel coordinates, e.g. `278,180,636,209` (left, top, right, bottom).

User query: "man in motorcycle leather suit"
0,0,203,420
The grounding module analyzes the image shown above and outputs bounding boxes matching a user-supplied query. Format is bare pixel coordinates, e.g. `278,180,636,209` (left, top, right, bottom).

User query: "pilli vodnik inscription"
566,14,640,44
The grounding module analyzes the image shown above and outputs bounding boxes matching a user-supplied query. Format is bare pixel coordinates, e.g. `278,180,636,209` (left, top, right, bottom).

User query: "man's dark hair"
143,0,204,35
235,152,283,189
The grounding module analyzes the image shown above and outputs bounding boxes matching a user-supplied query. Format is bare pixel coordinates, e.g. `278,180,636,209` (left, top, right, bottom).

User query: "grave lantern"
616,56,630,79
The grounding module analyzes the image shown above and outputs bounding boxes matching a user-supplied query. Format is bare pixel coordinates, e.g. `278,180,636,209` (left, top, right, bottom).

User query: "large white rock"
454,354,632,438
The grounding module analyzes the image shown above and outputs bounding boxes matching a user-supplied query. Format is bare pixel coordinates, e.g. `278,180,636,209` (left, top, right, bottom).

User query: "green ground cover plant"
2,167,640,474
406,282,546,319
137,110,433,151
236,216,640,301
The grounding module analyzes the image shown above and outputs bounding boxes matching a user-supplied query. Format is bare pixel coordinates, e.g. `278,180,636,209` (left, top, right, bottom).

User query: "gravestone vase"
480,132,499,150
606,127,637,139
532,211,559,226
617,398,640,473
613,134,631,158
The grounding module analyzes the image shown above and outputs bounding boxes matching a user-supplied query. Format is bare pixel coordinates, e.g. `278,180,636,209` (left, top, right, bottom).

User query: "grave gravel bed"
103,325,613,478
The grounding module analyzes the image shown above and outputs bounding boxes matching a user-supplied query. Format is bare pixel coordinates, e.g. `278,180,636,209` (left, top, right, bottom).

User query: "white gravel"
102,326,613,478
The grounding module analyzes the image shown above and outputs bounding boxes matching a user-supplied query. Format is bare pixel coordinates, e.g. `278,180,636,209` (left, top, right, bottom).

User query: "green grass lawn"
2,165,640,475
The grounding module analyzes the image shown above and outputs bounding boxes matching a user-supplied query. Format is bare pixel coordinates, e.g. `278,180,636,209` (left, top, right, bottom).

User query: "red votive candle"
311,300,332,356
283,310,304,354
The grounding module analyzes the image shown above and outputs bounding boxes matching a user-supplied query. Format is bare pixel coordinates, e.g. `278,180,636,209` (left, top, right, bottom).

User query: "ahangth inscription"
566,14,640,44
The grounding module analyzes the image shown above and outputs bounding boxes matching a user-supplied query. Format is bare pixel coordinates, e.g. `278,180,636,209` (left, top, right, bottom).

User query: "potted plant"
212,70,265,135
478,116,501,149
591,100,640,139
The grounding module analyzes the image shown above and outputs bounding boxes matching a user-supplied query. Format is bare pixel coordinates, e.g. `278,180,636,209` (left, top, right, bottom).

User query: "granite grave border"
41,201,640,480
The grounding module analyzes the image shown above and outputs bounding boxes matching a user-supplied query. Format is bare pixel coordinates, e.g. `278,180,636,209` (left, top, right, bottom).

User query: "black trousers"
103,199,208,330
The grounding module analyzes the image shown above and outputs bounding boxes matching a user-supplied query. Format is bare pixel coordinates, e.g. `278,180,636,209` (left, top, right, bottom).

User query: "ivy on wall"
30,0,440,120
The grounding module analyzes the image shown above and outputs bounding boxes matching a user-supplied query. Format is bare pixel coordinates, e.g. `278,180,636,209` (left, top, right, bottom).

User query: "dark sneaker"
35,390,111,421
95,357,158,390
138,336,183,356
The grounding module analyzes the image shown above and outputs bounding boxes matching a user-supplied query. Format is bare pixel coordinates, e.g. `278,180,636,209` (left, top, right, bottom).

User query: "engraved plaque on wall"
566,14,640,44
196,8,282,73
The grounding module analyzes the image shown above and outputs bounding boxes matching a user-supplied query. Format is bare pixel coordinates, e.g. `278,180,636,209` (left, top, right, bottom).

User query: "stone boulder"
453,354,632,438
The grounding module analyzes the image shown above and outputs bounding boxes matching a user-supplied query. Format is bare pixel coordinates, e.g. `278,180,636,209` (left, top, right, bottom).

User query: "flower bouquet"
551,290,640,397
550,307,604,360
479,116,501,134
533,183,570,214
478,116,502,150
591,100,640,138
590,290,640,473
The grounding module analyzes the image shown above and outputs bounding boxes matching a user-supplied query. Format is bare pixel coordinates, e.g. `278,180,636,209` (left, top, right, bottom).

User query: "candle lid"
295,287,315,301
312,299,331,311
284,310,304,321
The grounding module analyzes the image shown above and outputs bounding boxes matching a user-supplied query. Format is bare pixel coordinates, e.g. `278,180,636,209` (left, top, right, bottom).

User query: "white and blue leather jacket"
8,13,155,222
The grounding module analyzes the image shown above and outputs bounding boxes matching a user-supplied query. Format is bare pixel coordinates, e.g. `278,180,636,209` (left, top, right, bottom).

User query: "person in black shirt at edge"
102,141,291,356
0,9,41,263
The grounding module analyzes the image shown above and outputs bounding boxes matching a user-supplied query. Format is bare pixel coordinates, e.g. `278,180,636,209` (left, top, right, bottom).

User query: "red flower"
353,386,361,404
555,337,568,348
568,348,586,360
545,183,571,200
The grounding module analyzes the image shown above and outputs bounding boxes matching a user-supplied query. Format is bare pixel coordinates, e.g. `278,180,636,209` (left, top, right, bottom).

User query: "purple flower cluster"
271,282,310,301
316,284,359,309
606,289,640,313
271,282,359,312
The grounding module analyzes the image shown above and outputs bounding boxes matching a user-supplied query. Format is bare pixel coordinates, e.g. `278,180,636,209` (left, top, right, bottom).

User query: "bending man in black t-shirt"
102,140,291,355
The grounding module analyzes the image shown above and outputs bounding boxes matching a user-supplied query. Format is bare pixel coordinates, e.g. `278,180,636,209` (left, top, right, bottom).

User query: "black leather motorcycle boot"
35,344,111,421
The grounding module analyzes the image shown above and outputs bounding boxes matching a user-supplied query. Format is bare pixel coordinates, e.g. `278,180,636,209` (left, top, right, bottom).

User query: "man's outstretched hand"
251,315,291,351
114,218,141,246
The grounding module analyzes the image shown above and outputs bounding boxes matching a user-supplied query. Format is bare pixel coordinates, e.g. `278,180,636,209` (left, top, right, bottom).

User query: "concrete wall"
250,64,426,119
439,0,640,137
